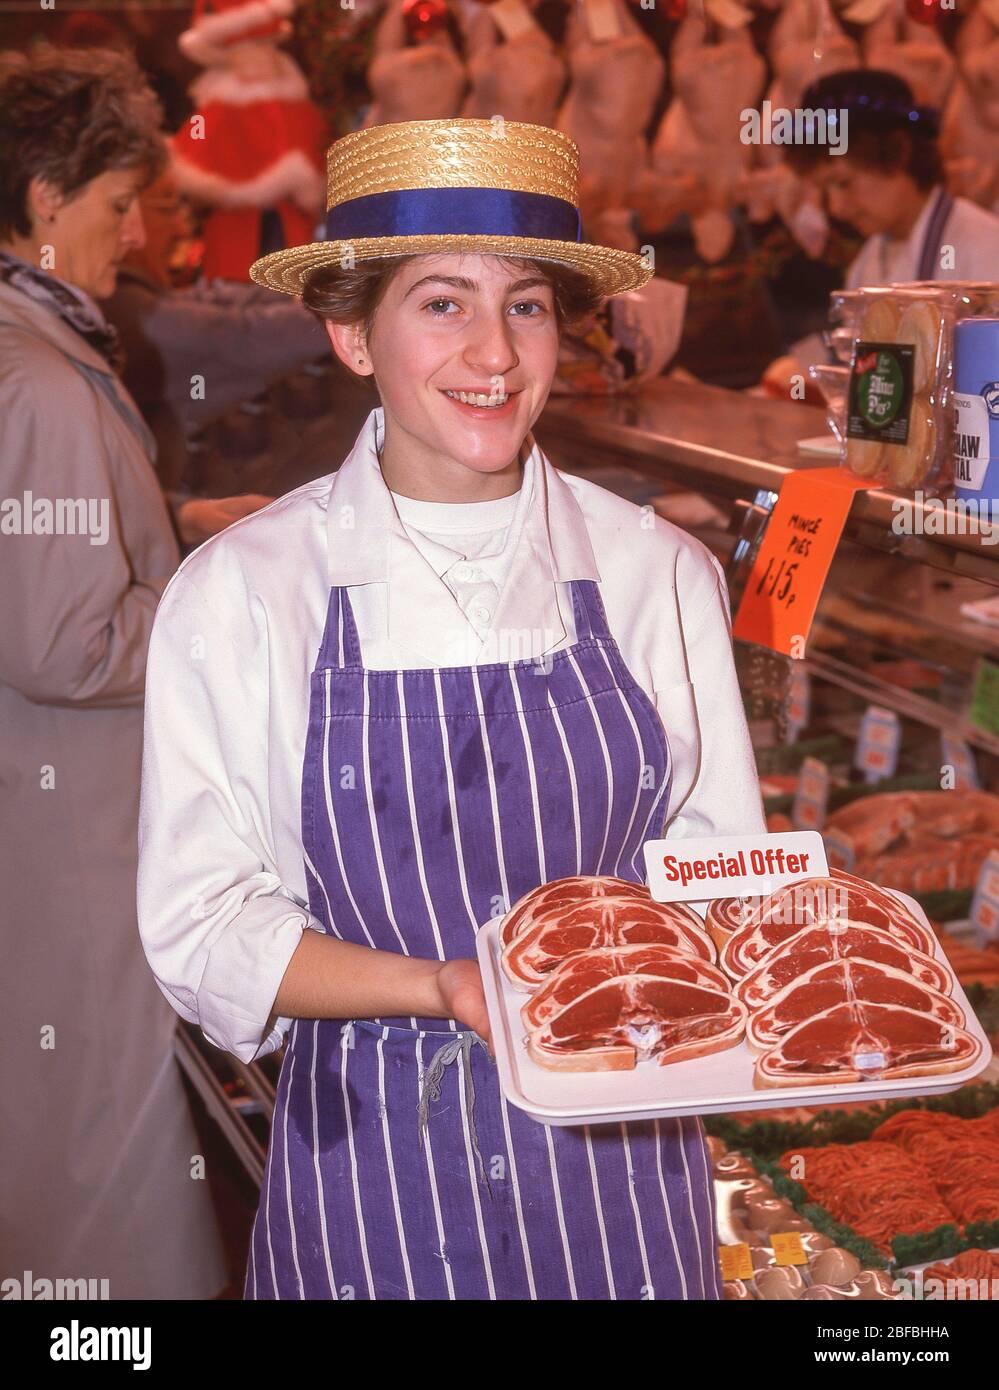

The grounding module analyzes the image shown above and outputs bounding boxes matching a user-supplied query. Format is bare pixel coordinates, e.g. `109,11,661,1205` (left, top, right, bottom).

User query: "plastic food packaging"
828,285,962,492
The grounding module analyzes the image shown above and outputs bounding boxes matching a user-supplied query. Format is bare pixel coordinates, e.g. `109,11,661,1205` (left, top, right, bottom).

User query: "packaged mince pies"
828,285,961,491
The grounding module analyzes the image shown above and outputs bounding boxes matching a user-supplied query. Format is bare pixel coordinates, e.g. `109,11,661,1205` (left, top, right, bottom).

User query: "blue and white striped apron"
245,577,722,1300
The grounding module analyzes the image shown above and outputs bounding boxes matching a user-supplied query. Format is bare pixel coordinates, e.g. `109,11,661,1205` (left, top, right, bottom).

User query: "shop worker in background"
778,69,999,380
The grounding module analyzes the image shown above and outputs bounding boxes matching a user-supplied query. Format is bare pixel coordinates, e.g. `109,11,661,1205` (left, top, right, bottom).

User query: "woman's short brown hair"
0,42,167,241
301,253,604,371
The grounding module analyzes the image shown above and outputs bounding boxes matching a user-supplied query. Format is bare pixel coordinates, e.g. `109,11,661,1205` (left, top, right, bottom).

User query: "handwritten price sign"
733,467,878,657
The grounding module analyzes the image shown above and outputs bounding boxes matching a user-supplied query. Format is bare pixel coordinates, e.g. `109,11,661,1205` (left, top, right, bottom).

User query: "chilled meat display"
777,1108,999,1255
500,873,651,950
526,966,746,1072
755,1000,981,1088
735,922,953,1011
824,791,999,896
746,958,965,1048
502,894,713,989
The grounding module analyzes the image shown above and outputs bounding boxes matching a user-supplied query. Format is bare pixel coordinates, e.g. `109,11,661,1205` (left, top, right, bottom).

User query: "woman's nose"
462,310,519,379
123,202,147,251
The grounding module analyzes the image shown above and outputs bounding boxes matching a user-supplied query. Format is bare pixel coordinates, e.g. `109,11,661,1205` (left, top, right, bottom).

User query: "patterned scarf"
0,250,124,373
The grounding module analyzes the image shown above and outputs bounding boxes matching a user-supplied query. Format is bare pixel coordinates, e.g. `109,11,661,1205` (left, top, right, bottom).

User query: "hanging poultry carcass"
362,0,466,128
646,12,766,263
555,0,666,252
941,0,999,210
738,0,858,258
461,0,566,128
862,0,956,110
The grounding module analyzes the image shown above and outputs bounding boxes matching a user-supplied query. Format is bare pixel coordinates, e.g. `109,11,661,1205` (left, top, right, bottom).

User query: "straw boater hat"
249,117,654,298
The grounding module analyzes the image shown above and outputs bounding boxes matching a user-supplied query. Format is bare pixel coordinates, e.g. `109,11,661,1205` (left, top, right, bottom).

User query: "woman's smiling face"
325,252,561,495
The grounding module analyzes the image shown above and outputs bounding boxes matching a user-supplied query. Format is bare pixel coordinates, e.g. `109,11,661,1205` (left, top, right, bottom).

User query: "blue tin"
954,317,999,509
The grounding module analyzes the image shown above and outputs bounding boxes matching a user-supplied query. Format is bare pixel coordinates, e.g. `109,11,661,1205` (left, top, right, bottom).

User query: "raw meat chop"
523,943,731,1031
720,871,934,978
502,895,713,990
735,922,952,1012
747,958,965,1049
527,970,746,1072
500,874,651,950
755,1001,980,1088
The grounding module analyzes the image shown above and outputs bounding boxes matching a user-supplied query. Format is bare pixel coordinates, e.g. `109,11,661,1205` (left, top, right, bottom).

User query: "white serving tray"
476,890,993,1128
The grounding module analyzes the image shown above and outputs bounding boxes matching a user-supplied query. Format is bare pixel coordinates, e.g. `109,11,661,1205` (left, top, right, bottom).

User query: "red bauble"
403,0,447,41
661,0,688,15
905,0,941,25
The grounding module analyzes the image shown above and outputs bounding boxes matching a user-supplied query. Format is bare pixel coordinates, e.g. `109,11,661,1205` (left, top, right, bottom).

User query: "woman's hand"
176,494,274,546
433,958,493,1054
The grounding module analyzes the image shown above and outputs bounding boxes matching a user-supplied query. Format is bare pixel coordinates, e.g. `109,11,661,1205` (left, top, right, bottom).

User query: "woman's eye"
510,300,546,317
425,298,458,317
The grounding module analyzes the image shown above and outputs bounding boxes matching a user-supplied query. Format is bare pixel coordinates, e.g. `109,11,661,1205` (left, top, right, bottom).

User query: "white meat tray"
476,889,993,1127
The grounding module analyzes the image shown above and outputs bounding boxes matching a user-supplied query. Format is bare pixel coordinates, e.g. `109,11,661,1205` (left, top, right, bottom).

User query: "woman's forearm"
271,929,446,1021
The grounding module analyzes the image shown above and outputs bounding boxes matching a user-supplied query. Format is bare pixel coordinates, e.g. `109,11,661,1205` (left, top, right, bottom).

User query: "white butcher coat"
137,405,767,1065
0,280,227,1298
845,186,999,288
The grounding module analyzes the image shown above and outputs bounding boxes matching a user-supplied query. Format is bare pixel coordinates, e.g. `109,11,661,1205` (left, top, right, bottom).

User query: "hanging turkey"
461,0,566,127
861,0,956,109
738,0,858,258
555,0,666,253
645,9,766,263
362,0,466,127
941,0,999,210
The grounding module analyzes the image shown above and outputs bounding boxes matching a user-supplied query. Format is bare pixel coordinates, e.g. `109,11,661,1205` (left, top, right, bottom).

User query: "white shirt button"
452,561,473,583
470,603,492,626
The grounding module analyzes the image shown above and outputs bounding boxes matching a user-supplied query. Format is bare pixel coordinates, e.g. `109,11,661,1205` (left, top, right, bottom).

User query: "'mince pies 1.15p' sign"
643,832,829,903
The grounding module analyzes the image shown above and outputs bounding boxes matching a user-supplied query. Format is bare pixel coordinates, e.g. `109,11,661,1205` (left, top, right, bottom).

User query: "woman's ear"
324,320,374,377
27,175,65,228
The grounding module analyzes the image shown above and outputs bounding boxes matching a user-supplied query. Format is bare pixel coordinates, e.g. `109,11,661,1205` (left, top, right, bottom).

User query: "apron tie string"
417,1032,493,1198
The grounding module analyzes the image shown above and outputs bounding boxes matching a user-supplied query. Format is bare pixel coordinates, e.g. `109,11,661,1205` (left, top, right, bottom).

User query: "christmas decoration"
171,0,326,281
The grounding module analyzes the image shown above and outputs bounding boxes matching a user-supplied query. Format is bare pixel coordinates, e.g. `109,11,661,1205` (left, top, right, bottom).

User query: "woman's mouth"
440,388,521,418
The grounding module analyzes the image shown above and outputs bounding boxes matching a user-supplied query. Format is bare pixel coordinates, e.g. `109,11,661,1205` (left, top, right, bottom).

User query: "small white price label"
792,756,829,831
941,732,980,790
855,705,901,783
971,849,999,946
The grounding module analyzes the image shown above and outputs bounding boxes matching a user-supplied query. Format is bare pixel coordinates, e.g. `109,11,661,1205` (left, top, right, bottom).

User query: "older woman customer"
0,44,266,1297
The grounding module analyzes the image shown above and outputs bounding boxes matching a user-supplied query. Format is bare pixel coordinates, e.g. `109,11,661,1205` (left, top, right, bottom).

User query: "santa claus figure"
171,0,326,281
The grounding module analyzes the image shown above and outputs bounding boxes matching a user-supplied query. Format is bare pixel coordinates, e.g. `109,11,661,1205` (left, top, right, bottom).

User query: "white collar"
325,406,600,587
324,407,601,663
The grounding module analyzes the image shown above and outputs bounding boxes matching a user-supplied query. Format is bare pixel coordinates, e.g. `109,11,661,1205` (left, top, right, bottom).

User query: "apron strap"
916,187,955,282
571,578,612,642
316,586,363,669
417,1032,494,1197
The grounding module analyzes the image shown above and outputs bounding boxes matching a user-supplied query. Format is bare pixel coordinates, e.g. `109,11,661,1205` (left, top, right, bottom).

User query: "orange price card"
732,467,877,657
770,1231,808,1266
718,1243,754,1281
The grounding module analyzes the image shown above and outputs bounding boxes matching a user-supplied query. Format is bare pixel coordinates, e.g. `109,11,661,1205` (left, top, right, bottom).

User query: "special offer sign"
643,831,828,903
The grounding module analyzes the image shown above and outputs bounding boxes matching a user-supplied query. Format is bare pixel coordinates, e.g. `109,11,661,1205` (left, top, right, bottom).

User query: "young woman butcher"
137,117,765,1301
